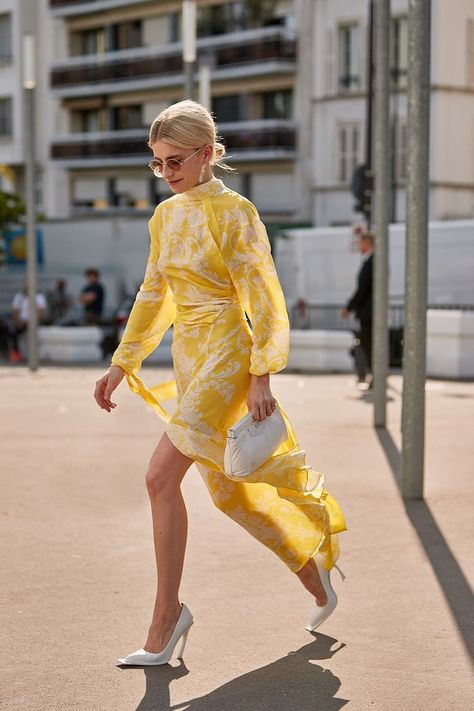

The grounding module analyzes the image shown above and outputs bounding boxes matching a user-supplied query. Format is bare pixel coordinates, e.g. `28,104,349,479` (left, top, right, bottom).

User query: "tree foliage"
0,190,26,235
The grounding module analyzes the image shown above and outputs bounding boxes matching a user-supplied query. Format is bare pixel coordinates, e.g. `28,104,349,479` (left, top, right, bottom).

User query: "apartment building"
312,0,474,226
45,0,310,220
0,0,53,209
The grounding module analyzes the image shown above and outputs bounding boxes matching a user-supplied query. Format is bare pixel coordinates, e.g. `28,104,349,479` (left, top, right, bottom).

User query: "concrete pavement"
0,366,472,711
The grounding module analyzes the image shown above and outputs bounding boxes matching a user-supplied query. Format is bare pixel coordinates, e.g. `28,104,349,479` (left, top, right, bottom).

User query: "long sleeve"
219,201,290,376
111,211,176,374
346,257,372,312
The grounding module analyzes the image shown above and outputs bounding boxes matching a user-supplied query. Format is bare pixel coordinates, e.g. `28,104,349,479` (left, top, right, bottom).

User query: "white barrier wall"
287,330,353,372
427,310,474,379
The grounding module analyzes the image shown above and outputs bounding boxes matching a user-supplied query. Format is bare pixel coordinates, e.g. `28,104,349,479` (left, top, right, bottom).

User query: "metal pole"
23,33,38,371
364,0,375,228
373,0,391,427
198,59,212,109
182,1,196,100
401,0,431,499
184,62,194,101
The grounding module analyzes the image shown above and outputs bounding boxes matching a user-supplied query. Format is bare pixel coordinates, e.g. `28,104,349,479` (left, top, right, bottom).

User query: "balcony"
50,27,296,98
50,120,297,168
50,0,150,17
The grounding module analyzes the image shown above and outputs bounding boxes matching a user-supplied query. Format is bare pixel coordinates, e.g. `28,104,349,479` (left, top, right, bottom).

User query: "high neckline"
179,176,226,201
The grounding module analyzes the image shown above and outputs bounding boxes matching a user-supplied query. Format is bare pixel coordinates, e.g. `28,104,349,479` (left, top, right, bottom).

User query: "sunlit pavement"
0,366,472,711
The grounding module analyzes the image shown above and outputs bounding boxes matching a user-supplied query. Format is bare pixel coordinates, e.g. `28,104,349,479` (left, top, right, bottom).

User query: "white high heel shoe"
305,555,346,632
117,603,194,666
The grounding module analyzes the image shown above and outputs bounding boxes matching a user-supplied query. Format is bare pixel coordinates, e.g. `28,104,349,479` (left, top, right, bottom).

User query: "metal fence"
289,302,474,331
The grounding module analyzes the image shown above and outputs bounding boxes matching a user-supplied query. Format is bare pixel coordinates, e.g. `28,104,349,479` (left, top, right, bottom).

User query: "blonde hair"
147,100,236,173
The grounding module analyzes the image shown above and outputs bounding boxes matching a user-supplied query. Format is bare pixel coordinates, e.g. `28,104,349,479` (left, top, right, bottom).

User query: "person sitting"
46,278,73,324
9,286,48,362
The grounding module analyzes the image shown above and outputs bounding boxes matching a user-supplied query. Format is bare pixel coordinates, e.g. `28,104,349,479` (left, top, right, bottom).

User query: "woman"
94,100,347,666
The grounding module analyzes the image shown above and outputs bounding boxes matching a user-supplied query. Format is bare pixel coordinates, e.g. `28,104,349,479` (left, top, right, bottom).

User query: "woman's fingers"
248,401,274,421
95,374,117,412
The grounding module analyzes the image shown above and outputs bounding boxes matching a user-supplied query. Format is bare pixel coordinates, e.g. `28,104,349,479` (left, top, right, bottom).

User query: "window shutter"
468,19,474,86
325,29,335,94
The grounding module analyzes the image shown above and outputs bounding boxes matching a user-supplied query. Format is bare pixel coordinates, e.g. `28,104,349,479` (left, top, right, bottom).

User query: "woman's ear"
204,144,213,161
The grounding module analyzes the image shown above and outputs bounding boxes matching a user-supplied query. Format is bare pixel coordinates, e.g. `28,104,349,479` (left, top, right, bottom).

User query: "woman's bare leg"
143,432,194,653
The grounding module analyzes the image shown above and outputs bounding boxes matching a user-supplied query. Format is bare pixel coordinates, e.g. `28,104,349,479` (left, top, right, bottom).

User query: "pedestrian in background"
342,231,373,389
94,100,346,667
79,268,104,325
46,278,73,324
8,286,47,363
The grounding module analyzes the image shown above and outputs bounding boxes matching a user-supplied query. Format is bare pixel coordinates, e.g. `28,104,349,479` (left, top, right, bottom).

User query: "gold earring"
198,164,206,184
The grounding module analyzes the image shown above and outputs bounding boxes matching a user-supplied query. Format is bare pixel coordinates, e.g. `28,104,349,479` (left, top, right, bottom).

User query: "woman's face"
150,140,213,193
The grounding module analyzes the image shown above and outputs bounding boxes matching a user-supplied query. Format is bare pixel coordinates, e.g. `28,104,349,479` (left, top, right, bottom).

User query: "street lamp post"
401,0,431,498
373,0,391,427
182,1,197,100
22,33,38,372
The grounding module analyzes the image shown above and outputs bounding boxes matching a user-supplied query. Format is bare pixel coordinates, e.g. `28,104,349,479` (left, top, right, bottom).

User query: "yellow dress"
111,176,346,573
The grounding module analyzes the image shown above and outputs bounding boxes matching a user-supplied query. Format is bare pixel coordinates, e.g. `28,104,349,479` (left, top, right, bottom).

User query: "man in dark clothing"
80,268,105,325
342,232,373,387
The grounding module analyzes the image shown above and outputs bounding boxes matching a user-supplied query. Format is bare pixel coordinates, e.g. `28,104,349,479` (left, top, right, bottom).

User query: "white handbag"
224,405,288,479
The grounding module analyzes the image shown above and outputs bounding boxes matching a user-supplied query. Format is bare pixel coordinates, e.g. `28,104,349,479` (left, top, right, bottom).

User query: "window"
338,24,360,91
337,124,360,183
395,122,407,181
391,17,408,87
263,90,293,120
212,95,242,123
0,97,12,137
0,13,12,62
110,105,143,130
83,29,101,54
198,3,245,36
169,12,180,42
110,20,142,51
75,109,101,133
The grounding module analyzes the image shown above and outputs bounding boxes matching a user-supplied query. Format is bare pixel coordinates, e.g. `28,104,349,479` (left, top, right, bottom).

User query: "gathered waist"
174,298,244,325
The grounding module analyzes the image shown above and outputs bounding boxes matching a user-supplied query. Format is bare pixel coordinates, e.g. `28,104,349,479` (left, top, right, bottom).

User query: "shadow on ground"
123,635,348,711
376,427,474,660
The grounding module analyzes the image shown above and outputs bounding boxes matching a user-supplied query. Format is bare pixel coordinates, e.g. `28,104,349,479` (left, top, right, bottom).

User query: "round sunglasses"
148,146,205,178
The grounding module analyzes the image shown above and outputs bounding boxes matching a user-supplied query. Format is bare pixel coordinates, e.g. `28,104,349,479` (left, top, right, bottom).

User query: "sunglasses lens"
167,160,181,171
149,161,162,177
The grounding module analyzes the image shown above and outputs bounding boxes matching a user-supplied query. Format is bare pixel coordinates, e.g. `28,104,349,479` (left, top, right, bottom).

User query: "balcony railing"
50,0,149,17
50,121,296,166
50,28,296,95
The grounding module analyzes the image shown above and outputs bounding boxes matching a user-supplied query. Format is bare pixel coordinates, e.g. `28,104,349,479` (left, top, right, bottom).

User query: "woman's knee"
145,433,192,499
145,462,180,500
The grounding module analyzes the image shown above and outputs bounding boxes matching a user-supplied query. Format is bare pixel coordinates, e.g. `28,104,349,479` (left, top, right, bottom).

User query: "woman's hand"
94,365,125,412
247,373,277,422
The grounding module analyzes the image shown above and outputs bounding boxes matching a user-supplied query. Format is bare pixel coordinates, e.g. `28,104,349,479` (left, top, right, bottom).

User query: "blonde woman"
94,100,347,666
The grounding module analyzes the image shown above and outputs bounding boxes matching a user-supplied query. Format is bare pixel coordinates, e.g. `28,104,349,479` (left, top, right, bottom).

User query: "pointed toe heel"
118,603,194,666
305,556,345,632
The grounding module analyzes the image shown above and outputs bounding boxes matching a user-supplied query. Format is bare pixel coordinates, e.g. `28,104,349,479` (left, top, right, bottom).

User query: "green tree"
0,190,26,264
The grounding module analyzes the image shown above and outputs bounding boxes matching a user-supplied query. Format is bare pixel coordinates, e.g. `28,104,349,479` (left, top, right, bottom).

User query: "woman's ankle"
151,601,182,623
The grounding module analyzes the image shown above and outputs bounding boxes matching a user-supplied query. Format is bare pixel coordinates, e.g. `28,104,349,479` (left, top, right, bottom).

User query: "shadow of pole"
129,636,348,711
375,426,474,660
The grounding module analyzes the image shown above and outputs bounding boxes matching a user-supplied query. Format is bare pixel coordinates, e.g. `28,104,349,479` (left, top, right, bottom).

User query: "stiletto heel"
305,555,345,632
117,603,194,666
176,626,191,659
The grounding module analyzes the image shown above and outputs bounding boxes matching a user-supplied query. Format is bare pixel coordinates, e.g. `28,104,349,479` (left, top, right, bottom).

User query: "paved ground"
0,366,472,711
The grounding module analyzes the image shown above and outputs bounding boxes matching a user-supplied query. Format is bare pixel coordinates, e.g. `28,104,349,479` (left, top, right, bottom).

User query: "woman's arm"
220,201,289,419
110,211,176,375
94,210,176,412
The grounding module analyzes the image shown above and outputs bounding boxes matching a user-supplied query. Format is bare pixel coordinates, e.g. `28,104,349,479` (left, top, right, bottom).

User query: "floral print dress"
111,176,346,573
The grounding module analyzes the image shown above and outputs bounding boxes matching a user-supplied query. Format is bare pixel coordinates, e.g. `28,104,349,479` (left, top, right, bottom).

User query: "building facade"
2,0,474,227
45,0,310,221
312,0,474,226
